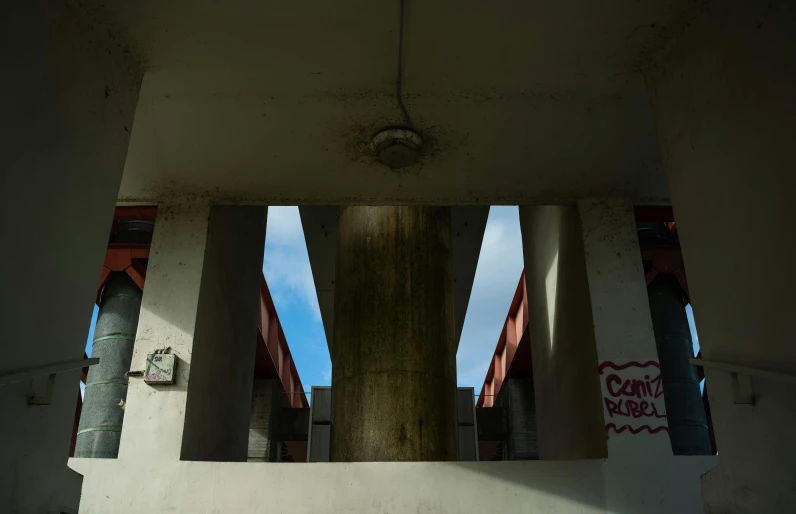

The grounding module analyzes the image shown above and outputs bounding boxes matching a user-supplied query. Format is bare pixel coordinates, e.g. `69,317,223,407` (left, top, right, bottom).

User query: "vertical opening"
457,206,540,461
247,206,328,462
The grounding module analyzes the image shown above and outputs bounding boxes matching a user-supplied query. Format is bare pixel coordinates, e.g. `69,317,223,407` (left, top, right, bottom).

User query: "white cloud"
263,206,322,320
264,205,526,391
321,368,332,382
456,206,524,388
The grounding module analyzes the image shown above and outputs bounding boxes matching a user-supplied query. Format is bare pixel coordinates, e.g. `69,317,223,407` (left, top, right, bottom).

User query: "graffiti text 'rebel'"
599,360,669,436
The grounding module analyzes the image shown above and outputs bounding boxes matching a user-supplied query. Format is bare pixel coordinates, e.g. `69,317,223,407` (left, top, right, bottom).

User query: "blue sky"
83,206,701,399
261,206,526,395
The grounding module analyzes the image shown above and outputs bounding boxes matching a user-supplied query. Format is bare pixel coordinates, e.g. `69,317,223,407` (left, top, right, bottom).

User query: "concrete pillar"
579,197,714,513
518,205,607,460
115,203,266,463
248,379,282,462
75,273,142,458
647,276,711,455
331,206,457,462
0,5,141,511
180,206,267,462
645,1,796,510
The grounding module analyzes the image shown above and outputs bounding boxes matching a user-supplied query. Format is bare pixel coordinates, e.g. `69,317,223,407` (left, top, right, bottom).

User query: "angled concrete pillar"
331,206,457,462
0,4,141,511
114,203,267,463
578,197,714,514
518,205,606,460
646,1,796,510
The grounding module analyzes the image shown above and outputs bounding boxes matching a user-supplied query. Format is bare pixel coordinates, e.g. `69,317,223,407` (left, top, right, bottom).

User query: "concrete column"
0,5,141,511
646,2,796,510
647,276,711,455
115,201,211,461
180,206,267,462
579,197,713,514
579,199,670,450
75,273,142,458
115,203,266,463
518,206,607,460
248,379,282,462
331,206,457,462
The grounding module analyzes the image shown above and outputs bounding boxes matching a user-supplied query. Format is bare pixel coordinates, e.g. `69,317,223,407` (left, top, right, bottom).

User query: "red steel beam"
634,206,674,223
113,206,158,221
256,276,309,408
98,244,151,293
477,272,529,408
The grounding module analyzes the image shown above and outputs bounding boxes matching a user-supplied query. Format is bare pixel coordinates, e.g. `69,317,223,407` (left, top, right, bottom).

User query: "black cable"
396,0,413,128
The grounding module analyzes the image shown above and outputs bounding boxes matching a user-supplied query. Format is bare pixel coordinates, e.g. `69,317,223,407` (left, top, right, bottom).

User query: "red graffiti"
598,360,660,374
605,423,669,436
604,398,666,419
599,360,668,438
605,373,663,399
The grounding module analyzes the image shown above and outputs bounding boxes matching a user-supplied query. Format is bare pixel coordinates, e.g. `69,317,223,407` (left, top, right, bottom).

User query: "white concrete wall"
646,1,796,511
0,4,141,513
70,457,716,513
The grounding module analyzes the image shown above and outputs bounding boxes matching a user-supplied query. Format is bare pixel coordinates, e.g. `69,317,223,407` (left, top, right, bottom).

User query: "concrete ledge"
69,456,716,513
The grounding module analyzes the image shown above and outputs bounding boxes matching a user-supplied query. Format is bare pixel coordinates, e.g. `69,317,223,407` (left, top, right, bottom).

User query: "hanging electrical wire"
396,0,413,129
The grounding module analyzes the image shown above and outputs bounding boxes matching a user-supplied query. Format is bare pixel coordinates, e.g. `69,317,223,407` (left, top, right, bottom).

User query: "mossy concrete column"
331,206,457,462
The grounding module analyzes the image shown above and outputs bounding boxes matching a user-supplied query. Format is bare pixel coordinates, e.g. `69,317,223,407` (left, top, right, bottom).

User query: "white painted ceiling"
83,0,705,205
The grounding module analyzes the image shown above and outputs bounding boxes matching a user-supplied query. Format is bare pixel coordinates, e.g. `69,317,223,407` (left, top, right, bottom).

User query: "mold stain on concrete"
339,115,470,175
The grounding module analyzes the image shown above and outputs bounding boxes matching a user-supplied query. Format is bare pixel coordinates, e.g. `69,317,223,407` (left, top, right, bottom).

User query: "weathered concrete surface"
519,206,606,460
70,457,717,513
578,198,711,514
331,207,457,461
117,204,267,464
646,1,796,511
0,3,141,512
117,201,211,462
84,0,703,205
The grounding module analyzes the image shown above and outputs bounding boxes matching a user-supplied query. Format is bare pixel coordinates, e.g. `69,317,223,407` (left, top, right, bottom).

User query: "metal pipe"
74,273,142,458
647,275,712,455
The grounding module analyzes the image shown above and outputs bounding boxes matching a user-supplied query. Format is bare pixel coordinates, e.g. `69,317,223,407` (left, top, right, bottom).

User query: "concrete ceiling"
299,206,489,354
82,0,707,205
